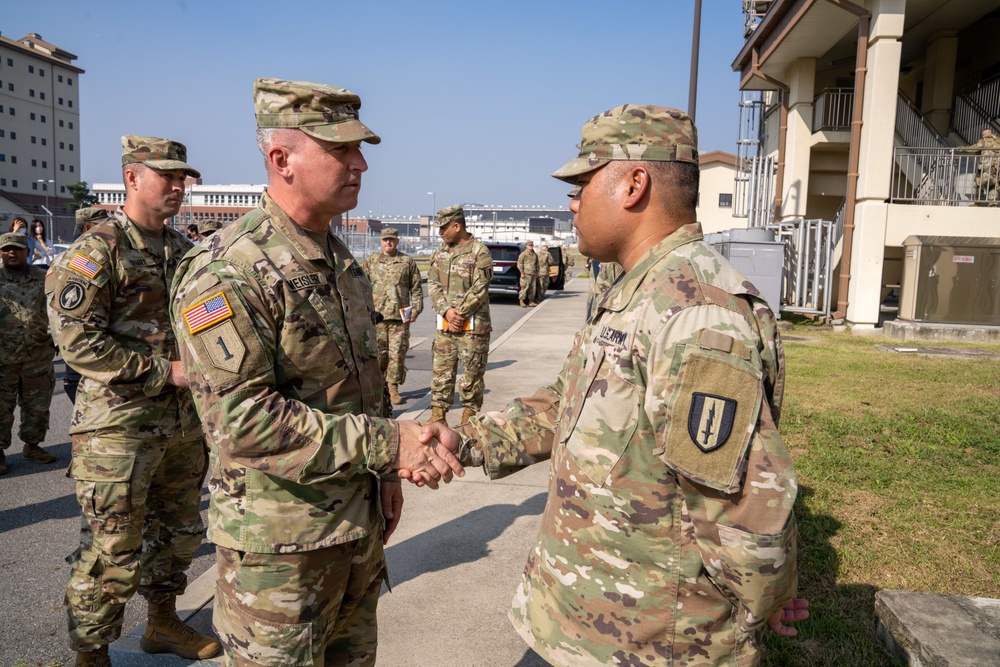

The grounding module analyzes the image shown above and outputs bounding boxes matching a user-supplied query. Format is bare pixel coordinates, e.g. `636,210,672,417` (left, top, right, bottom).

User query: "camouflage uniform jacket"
517,249,539,276
967,134,1000,156
170,193,399,553
45,209,199,437
0,264,55,364
537,250,553,279
428,236,492,334
361,250,423,322
460,223,797,666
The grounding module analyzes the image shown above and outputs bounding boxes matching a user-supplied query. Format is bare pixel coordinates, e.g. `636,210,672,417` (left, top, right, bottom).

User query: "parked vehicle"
485,242,523,296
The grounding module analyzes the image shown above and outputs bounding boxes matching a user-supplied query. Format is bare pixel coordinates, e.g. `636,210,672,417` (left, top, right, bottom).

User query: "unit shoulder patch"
59,282,87,311
199,320,245,373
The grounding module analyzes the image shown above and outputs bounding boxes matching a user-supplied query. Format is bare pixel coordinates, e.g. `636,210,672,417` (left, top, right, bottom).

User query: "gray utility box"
711,228,784,315
899,235,1000,325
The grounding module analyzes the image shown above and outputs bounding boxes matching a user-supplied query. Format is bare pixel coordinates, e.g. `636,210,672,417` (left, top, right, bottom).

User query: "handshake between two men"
393,420,469,489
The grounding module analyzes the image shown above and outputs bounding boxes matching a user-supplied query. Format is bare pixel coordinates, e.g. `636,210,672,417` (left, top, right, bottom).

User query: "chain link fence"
332,231,443,261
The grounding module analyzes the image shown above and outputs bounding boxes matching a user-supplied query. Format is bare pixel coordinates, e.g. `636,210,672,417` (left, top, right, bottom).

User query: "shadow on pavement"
0,491,79,534
383,492,546,590
0,440,70,480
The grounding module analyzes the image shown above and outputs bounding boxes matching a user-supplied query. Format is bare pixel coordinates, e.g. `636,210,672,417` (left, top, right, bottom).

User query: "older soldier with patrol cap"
411,105,808,666
516,240,539,307
362,226,423,406
169,78,464,667
47,136,220,664
0,231,57,475
427,204,493,426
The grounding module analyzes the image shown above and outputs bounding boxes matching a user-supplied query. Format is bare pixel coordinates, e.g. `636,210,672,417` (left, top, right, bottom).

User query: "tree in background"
66,181,100,210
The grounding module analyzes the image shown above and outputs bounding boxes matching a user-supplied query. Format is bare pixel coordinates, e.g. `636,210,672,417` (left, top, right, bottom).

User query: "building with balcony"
0,32,82,209
733,0,1000,329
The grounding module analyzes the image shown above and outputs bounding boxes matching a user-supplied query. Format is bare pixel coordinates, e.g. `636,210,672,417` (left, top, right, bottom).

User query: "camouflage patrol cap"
0,232,29,249
253,78,381,145
567,185,582,198
552,105,698,184
199,219,223,235
381,227,399,239
122,136,201,178
436,204,465,227
75,207,111,228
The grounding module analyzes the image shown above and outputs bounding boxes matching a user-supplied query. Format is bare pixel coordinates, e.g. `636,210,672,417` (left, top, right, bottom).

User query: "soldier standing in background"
63,207,112,403
967,128,1000,205
362,227,423,406
0,232,57,475
585,258,624,321
196,218,223,240
427,205,493,426
170,78,463,666
516,239,539,307
536,244,552,300
412,105,807,666
47,136,219,665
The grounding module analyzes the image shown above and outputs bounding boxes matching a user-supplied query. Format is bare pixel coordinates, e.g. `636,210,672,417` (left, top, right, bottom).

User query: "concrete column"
847,0,906,327
781,58,816,219
922,31,958,137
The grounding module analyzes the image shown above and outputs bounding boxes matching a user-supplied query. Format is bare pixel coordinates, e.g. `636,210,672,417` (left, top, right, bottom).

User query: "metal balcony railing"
953,74,1000,144
890,147,998,205
895,92,947,149
813,88,854,131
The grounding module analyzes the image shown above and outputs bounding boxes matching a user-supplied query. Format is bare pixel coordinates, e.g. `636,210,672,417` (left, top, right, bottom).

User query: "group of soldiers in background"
515,240,555,308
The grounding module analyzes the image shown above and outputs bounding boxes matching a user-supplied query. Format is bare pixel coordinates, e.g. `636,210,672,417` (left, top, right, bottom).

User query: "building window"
41,115,46,123
42,160,47,168
0,179,5,186
718,193,733,208
0,130,3,137
60,141,64,149
58,74,63,82
32,159,37,166
28,65,34,73
68,77,73,85
11,180,16,187
10,155,15,164
9,132,14,139
60,164,65,171
30,113,35,120
68,121,73,129
68,100,73,108
58,119,64,127
58,97,63,105
39,92,45,100
8,107,13,116
29,89,35,97
6,58,11,66
69,143,74,151
32,182,38,190
0,154,5,162
69,165,74,173
41,138,46,146
7,83,12,91
60,186,65,193
31,136,36,144
39,69,44,77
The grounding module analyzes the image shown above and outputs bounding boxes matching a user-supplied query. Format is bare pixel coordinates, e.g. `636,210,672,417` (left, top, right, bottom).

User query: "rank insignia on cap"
69,253,103,279
688,392,737,453
183,292,233,334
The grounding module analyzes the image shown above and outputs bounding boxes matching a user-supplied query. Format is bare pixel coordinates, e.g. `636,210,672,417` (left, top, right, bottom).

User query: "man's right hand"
394,420,464,489
166,361,189,387
444,308,467,332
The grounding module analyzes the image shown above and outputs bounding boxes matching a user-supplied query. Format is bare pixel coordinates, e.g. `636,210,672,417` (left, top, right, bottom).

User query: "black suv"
485,242,522,295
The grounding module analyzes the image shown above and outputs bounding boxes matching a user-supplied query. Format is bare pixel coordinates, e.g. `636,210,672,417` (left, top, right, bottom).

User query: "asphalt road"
0,291,530,666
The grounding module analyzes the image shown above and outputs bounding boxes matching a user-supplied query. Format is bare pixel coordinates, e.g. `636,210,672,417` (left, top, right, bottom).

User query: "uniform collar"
260,192,330,265
601,222,704,313
114,207,176,253
0,264,32,282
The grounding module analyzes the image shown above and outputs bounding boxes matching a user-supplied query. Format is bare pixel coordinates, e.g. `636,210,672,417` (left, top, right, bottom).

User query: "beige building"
733,0,1000,329
696,150,740,234
0,32,82,208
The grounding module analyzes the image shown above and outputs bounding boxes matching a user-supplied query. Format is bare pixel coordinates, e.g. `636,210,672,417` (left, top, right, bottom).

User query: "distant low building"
696,150,740,234
92,180,267,229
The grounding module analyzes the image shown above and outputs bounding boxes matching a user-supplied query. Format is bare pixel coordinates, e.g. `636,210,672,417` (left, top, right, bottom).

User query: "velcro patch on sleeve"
663,344,763,493
182,292,233,334
68,253,103,280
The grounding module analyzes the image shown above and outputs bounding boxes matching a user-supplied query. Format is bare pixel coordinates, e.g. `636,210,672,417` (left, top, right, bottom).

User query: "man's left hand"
380,480,403,544
767,598,810,636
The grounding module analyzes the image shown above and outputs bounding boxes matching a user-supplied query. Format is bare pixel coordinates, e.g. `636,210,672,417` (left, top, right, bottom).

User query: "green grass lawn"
762,324,1000,666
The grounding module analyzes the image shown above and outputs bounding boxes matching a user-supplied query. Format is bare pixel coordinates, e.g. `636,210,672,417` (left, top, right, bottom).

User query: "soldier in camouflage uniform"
63,208,112,403
47,137,220,665
413,105,807,666
170,78,463,667
427,205,493,426
537,244,554,300
197,218,223,240
0,232,57,475
516,240,539,307
585,258,624,321
967,129,1000,206
362,227,423,406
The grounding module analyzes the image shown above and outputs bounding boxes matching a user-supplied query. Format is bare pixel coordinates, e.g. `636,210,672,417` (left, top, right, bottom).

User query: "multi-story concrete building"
0,32,82,209
733,0,1000,329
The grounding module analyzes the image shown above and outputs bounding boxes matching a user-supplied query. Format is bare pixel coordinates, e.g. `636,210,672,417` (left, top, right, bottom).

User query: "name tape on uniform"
183,292,234,334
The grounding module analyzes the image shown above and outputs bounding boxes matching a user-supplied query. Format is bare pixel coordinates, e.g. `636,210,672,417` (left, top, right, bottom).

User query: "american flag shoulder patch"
183,292,234,334
68,253,103,280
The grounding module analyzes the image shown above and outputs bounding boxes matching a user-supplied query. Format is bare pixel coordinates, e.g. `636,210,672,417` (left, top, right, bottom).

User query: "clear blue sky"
4,0,746,217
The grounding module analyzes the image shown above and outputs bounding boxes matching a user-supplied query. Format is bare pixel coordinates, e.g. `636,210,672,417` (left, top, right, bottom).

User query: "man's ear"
622,165,650,210
268,145,292,178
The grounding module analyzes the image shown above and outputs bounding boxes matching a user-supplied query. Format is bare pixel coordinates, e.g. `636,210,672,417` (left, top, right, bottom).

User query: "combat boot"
458,407,477,427
141,595,221,659
22,443,56,464
426,407,449,425
74,646,111,667
0,450,7,475
528,301,538,307
389,384,404,405
519,300,527,308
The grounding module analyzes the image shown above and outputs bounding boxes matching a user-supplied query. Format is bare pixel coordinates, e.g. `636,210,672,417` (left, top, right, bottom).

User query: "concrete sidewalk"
111,277,589,666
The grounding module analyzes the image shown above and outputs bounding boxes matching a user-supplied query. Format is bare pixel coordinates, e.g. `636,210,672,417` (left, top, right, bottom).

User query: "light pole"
37,179,54,240
427,191,436,219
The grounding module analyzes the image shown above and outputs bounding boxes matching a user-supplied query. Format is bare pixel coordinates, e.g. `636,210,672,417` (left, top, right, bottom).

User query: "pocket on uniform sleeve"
213,584,314,666
661,344,763,493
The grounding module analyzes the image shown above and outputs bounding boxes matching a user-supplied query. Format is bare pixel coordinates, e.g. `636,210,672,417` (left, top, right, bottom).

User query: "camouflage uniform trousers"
974,165,999,206
0,359,54,449
536,273,549,299
374,320,410,386
65,428,208,650
430,331,490,410
518,273,539,303
213,529,385,666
